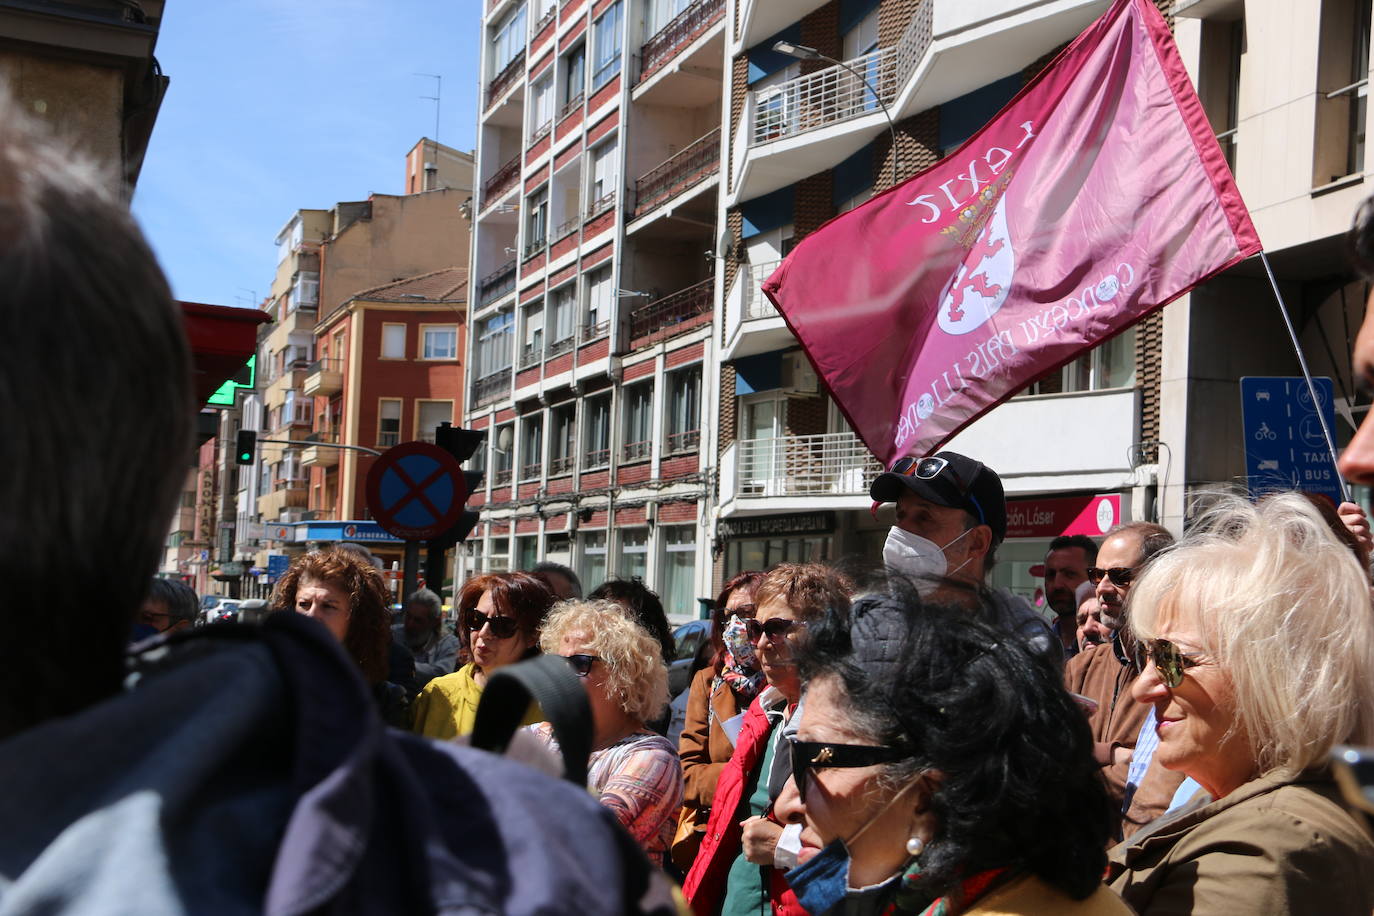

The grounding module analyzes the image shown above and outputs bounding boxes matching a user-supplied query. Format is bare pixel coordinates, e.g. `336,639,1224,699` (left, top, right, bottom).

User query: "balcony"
522,236,547,261
301,429,340,468
302,358,343,397
742,260,779,320
493,467,513,486
472,368,512,409
718,432,882,516
486,51,525,109
519,341,543,370
633,127,720,217
665,429,701,455
478,260,517,307
257,478,309,519
585,447,610,470
751,48,896,148
549,454,574,475
638,0,725,84
623,440,652,462
579,319,611,344
627,276,713,347
723,259,791,360
482,155,521,208
735,0,830,50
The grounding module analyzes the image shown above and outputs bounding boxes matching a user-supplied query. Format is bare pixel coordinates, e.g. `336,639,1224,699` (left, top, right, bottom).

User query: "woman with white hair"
531,599,683,863
1107,491,1374,914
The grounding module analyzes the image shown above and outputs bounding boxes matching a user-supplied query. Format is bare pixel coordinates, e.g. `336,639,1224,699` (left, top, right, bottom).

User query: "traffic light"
235,429,257,465
426,424,487,587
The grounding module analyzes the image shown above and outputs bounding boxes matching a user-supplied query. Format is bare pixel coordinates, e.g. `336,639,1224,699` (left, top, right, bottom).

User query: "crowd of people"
11,91,1374,915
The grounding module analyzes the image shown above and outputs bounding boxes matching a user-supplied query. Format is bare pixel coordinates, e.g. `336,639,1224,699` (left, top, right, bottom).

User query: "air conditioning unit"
780,351,819,396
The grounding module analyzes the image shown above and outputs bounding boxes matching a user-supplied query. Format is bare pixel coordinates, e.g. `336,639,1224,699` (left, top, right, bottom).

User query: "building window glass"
465,538,485,576
525,186,549,256
585,265,612,332
378,399,402,447
589,139,618,206
491,5,527,74
422,325,458,360
288,271,319,312
489,533,511,573
592,1,622,90
530,74,554,136
659,525,696,618
665,366,701,454
494,423,514,484
416,401,452,442
517,535,539,571
520,415,544,480
550,283,576,346
579,530,607,590
550,404,576,474
563,43,586,107
585,394,611,468
622,382,653,462
382,323,406,359
726,537,828,579
618,527,647,581
477,311,514,377
522,299,545,367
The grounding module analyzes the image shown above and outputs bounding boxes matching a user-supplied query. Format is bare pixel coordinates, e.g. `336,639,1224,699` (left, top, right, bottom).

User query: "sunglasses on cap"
743,617,807,642
466,609,519,639
564,654,600,677
1087,566,1136,587
1134,637,1207,688
886,456,987,527
789,738,911,799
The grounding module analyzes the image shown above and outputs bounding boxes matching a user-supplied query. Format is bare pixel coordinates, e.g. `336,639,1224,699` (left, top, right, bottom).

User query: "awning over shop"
181,301,272,405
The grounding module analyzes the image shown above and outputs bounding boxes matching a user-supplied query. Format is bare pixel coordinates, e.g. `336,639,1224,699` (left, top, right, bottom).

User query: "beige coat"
965,875,1132,914
1107,769,1374,915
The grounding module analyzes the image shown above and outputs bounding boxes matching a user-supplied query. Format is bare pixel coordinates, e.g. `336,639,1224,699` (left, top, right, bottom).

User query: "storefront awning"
181,301,272,405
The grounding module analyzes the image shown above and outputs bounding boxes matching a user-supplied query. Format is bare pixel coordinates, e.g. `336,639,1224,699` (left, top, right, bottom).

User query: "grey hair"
334,541,382,568
532,561,582,598
147,578,199,625
406,587,443,619
0,93,192,739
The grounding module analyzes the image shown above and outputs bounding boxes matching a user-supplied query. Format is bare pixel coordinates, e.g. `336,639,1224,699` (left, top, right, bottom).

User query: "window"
289,271,319,312
378,399,402,447
563,43,586,108
521,300,545,369
550,404,576,474
646,0,692,38
550,283,576,348
588,139,618,207
530,75,554,137
525,186,549,256
494,423,514,484
489,534,511,573
622,382,653,461
416,401,452,442
585,265,612,333
520,415,544,480
842,7,881,112
533,0,556,24
491,4,527,74
464,538,485,576
381,323,406,359
1028,328,1136,395
276,218,302,264
579,531,607,590
584,394,611,467
592,1,622,90
659,526,696,617
618,528,647,580
665,366,701,453
1316,0,1371,183
284,390,313,426
517,536,539,571
477,311,514,377
422,325,458,360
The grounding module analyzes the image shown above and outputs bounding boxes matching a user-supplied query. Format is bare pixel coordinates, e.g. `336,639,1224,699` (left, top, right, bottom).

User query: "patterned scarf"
884,863,1009,916
717,616,765,701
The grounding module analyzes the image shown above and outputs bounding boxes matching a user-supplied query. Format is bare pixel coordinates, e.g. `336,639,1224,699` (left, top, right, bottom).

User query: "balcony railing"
736,432,883,497
623,440,652,462
274,477,309,491
482,154,521,206
893,0,935,94
559,92,584,120
519,342,543,370
523,236,547,260
633,127,720,216
638,0,725,81
579,319,611,343
665,429,700,454
472,368,512,408
586,191,617,220
533,4,556,36
520,463,543,481
552,214,580,243
306,357,343,375
493,467,513,486
585,447,610,469
478,260,517,307
628,276,713,342
743,260,780,320
304,428,339,444
529,119,553,146
751,46,896,146
487,51,525,108
549,455,574,475
547,334,576,357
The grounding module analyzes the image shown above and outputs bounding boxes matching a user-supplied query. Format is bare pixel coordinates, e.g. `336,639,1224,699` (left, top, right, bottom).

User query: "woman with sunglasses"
411,571,555,740
673,571,768,872
772,587,1126,915
1106,492,1374,915
684,563,853,916
529,599,682,862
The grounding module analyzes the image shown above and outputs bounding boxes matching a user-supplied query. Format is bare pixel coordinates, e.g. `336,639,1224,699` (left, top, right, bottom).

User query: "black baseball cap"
869,451,1007,543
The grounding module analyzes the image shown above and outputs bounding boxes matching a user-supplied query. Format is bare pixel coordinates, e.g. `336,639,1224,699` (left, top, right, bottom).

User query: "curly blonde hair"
539,599,669,723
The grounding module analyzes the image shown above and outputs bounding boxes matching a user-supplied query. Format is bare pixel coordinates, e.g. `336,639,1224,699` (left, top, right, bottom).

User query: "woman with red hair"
411,571,556,739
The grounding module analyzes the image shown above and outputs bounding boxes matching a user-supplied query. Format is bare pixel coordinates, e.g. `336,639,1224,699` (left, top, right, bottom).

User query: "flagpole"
1260,249,1352,503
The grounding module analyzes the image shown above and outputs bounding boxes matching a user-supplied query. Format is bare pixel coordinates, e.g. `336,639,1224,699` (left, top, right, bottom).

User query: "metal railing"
519,341,543,369
304,428,339,444
306,357,344,375
529,119,553,145
487,51,525,108
893,0,934,93
274,477,309,490
494,467,513,486
628,276,713,342
585,447,610,468
482,154,521,206
742,259,779,320
638,0,724,80
552,214,580,242
523,236,547,260
585,191,617,220
751,46,896,146
633,127,720,216
736,432,883,497
520,463,543,481
533,5,556,36
559,92,584,120
623,440,652,462
547,334,576,357
665,429,701,454
579,319,611,343
478,260,517,306
549,455,574,475
472,368,512,408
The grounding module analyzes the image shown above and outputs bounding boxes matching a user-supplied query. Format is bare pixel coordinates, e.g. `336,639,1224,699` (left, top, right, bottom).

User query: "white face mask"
774,822,804,870
882,525,973,594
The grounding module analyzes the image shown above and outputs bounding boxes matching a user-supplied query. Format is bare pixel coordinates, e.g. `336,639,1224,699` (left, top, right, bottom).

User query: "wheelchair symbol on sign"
1254,422,1278,441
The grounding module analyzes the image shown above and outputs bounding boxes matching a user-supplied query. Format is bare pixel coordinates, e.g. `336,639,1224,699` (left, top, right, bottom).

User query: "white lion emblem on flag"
937,198,1015,336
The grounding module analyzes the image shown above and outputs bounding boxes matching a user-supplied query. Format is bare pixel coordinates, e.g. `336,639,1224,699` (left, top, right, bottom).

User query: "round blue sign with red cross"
365,441,470,540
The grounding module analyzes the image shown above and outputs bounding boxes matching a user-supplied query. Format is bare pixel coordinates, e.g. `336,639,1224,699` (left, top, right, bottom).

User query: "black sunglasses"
564,653,599,677
1134,637,1205,688
1087,566,1136,587
790,738,911,798
466,609,519,639
743,617,807,642
888,456,987,527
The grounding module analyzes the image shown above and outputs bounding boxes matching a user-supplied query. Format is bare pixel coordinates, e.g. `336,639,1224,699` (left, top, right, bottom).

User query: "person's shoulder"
1239,779,1374,852
971,876,1132,915
1066,641,1114,673
418,663,477,695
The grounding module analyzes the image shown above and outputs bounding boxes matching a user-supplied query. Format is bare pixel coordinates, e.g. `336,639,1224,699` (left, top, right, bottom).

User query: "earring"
905,836,925,857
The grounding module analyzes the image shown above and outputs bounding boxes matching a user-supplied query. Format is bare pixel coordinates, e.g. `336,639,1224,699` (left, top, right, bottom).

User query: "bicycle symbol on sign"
1254,422,1278,441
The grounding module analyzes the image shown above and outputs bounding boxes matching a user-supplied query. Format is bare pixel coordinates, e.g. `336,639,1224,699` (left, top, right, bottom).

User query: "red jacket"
682,693,808,916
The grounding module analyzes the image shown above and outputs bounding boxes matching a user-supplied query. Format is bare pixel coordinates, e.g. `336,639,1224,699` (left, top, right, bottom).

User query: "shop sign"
303,521,401,543
1004,494,1119,539
718,512,834,540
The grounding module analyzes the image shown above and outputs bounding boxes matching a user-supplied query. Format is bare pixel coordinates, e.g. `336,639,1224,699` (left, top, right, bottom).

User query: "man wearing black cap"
869,451,1059,664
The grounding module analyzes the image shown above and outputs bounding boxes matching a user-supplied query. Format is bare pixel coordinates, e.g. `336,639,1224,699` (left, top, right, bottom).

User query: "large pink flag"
762,0,1261,466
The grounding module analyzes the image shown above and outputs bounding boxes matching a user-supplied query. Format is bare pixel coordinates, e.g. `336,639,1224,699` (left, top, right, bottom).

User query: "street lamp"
772,40,900,189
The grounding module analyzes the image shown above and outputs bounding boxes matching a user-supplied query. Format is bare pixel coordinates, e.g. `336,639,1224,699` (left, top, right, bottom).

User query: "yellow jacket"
410,662,543,740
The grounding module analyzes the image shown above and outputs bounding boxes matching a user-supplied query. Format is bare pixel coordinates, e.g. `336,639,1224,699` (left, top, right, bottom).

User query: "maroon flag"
762,0,1261,466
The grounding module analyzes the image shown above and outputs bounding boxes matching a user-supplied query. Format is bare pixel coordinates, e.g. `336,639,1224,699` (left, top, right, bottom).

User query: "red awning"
181,301,272,405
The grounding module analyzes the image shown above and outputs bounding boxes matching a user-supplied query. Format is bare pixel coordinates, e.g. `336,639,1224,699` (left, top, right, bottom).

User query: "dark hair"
588,578,674,663
0,98,193,740
1350,194,1374,278
272,549,394,685
457,571,556,656
1047,534,1098,566
710,570,767,672
531,561,582,598
147,578,199,626
796,587,1115,902
1105,521,1174,567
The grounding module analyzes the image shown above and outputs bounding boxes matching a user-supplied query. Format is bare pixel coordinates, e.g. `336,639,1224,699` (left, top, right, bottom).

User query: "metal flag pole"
1260,249,1352,504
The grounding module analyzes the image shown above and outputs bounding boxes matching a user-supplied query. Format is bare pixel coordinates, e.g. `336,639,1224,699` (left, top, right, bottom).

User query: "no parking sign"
365,442,470,541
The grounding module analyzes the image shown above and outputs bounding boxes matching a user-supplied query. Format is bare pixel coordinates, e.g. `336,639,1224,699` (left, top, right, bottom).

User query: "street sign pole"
402,540,422,605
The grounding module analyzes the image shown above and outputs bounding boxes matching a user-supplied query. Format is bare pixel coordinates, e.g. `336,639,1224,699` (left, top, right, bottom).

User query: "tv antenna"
416,72,441,145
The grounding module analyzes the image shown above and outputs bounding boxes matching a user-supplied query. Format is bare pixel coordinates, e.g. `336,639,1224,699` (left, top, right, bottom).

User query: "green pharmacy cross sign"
207,355,256,407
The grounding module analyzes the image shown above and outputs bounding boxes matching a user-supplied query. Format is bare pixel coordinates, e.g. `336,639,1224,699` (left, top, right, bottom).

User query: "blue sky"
133,0,483,307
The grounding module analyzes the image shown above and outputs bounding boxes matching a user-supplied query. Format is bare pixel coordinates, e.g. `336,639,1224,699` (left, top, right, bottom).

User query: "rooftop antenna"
416,72,441,146
235,287,259,308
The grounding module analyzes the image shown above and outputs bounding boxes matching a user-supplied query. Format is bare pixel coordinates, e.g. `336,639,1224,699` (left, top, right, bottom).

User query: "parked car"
668,619,713,699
